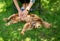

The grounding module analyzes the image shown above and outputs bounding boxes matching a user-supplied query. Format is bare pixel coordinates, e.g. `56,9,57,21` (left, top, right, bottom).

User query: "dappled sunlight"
50,37,55,41
21,37,31,41
40,37,55,41
17,27,22,31
8,39,11,41
0,2,6,13
50,8,54,11
43,0,49,4
54,1,59,5
50,0,60,12
41,0,49,8
0,3,5,8
0,37,4,41
41,0,60,13
0,8,6,13
25,37,31,41
41,38,48,41
11,31,18,36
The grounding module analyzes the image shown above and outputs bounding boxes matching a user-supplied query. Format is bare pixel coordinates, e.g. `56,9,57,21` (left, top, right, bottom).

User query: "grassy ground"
0,0,60,41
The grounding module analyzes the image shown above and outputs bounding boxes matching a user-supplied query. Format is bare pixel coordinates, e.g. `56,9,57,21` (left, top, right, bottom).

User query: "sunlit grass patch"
41,38,48,41
0,37,4,41
25,37,31,41
0,2,6,12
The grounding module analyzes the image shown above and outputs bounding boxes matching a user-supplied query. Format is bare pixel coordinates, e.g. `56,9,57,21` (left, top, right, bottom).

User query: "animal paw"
21,31,24,35
3,18,8,22
5,23,10,26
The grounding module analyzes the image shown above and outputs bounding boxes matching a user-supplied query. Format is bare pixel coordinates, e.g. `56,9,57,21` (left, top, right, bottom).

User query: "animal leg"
5,20,18,26
21,22,31,35
5,21,13,26
3,14,16,22
8,14,16,20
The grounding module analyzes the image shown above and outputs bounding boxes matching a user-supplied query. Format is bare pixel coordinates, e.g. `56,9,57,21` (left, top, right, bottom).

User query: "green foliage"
0,0,60,41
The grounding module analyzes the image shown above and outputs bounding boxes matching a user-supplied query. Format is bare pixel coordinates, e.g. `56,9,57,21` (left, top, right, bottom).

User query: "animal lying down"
3,13,51,35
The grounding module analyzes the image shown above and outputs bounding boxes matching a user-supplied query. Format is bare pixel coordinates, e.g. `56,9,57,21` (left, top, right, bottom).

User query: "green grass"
0,0,60,41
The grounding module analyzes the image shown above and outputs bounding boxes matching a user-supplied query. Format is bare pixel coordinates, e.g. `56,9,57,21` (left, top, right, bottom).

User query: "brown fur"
3,13,51,35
